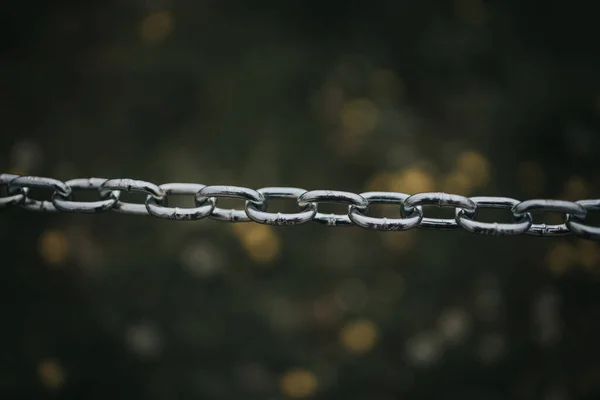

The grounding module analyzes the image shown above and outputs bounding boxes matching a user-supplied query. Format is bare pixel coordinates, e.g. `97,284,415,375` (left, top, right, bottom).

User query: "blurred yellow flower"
280,368,318,398
339,319,379,354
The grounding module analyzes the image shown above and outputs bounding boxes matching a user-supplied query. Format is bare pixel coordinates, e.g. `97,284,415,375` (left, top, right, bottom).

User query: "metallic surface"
2,174,600,240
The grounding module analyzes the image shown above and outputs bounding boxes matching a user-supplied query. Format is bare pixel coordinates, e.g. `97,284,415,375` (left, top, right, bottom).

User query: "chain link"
2,173,599,240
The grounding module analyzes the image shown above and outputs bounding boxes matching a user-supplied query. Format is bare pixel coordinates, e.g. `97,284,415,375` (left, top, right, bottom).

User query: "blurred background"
2,0,600,399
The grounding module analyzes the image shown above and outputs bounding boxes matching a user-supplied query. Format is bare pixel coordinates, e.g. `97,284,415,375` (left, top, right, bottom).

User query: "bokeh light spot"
441,170,473,195
233,224,280,264
455,151,490,188
280,369,318,398
140,11,173,43
577,240,600,270
455,0,488,26
563,176,588,201
518,161,545,197
380,230,417,253
339,319,379,354
369,69,404,101
39,230,69,266
547,243,575,275
340,99,379,137
38,359,64,391
390,166,435,194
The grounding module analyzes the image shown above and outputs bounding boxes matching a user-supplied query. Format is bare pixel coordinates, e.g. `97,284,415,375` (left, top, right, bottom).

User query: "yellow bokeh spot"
455,151,490,188
389,167,435,194
563,176,588,201
340,99,379,137
455,0,488,26
381,230,416,253
140,11,173,43
8,167,26,176
442,170,473,195
233,224,280,264
364,171,393,192
39,230,69,266
38,359,64,391
280,369,318,398
518,161,545,197
547,243,575,275
577,241,600,270
369,69,404,101
339,319,379,354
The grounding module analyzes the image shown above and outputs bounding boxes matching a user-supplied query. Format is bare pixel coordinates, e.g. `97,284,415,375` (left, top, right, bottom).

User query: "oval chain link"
297,190,368,226
403,192,476,230
145,183,216,221
455,196,533,235
7,176,72,212
0,174,25,207
52,178,120,213
565,199,600,239
3,174,600,241
348,191,423,231
512,199,587,236
245,187,317,226
101,178,165,216
196,185,265,222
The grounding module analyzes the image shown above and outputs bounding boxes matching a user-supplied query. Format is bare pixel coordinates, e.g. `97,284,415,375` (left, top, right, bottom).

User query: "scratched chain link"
2,174,600,240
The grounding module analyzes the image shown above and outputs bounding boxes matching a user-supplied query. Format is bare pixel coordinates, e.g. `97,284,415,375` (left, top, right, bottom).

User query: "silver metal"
403,192,477,230
245,187,317,225
3,173,600,241
512,199,587,237
7,176,72,212
348,192,423,231
456,196,533,235
565,199,600,239
52,178,120,213
196,185,265,222
0,174,25,207
101,178,165,216
297,190,368,226
145,183,216,221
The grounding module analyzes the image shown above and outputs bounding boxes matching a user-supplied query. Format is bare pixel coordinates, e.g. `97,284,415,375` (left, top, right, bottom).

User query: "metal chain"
2,173,599,240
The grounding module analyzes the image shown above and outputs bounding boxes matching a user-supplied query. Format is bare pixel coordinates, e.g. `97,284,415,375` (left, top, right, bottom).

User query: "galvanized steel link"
297,190,368,227
455,197,533,235
7,176,72,212
0,174,25,207
403,192,477,230
565,199,600,239
512,199,587,236
52,178,120,213
145,183,216,221
2,173,600,241
348,191,423,231
245,187,317,226
101,178,166,216
195,185,265,222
